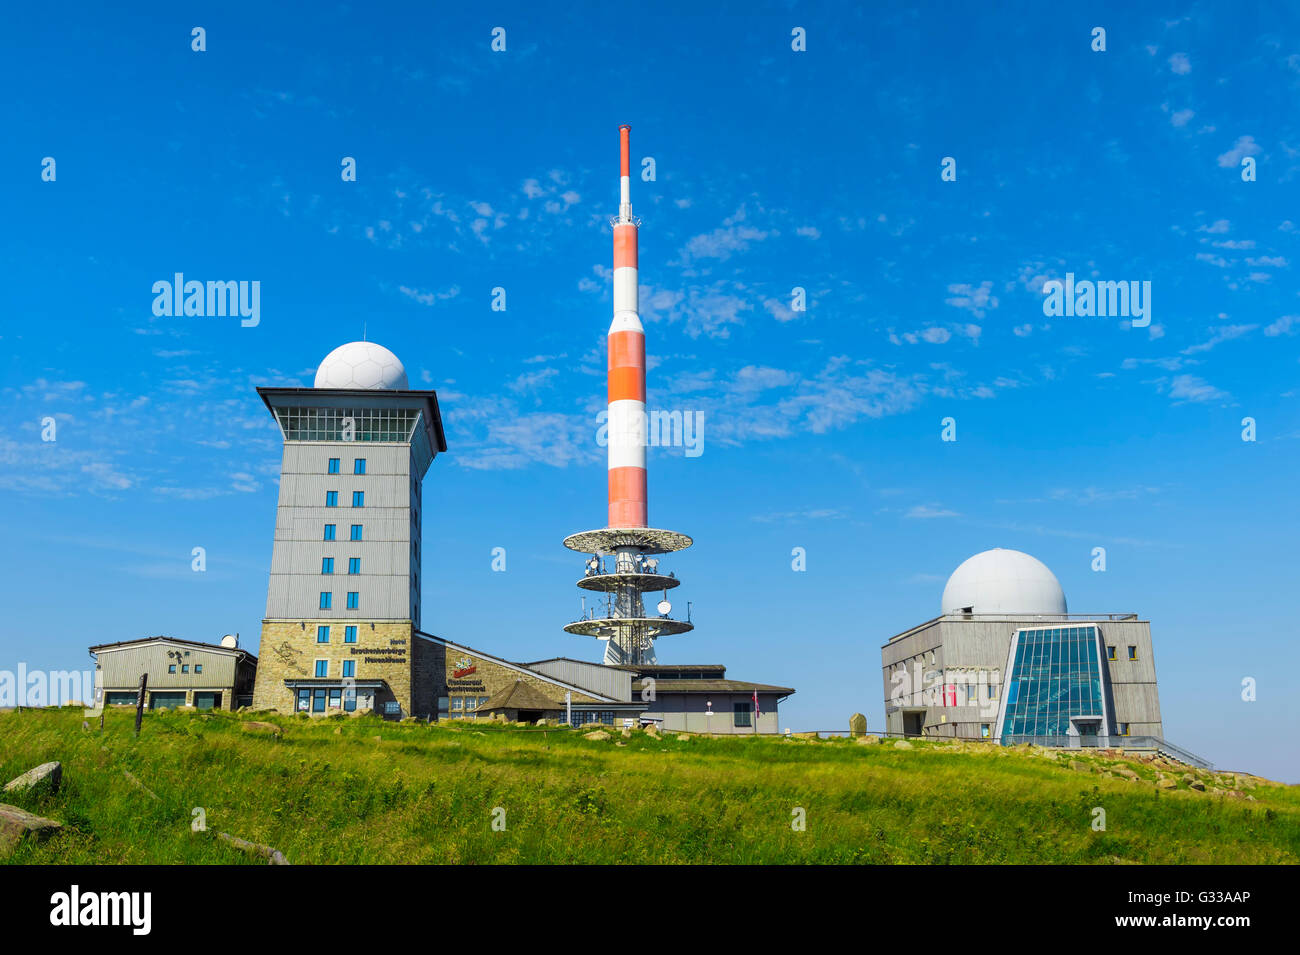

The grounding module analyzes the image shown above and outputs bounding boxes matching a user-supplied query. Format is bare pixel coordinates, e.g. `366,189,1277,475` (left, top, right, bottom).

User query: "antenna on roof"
362,321,367,341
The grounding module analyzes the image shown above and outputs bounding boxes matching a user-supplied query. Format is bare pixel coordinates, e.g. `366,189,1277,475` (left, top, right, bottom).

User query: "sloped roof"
631,679,795,695
88,635,257,663
479,680,563,712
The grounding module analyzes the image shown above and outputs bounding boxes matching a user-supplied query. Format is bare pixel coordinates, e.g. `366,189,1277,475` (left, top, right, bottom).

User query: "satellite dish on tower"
221,634,238,649
657,599,671,615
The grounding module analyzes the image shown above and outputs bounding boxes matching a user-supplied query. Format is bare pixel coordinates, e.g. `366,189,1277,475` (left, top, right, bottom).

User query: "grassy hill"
2,707,1296,864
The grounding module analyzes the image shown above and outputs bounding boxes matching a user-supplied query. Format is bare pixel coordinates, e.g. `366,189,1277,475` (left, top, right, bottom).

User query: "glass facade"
275,407,421,443
1000,626,1104,742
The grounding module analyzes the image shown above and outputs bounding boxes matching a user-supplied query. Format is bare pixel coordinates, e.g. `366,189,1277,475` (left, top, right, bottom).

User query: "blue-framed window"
348,557,361,574
342,660,355,678
323,524,336,541
346,592,359,609
345,625,357,643
314,660,328,678
352,491,364,507
354,458,366,475
350,525,363,541
319,592,332,610
328,458,340,474
317,626,330,643
321,557,334,574
325,491,338,507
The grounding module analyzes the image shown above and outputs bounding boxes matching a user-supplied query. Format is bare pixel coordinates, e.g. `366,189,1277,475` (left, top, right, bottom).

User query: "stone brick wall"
426,640,604,714
252,620,414,714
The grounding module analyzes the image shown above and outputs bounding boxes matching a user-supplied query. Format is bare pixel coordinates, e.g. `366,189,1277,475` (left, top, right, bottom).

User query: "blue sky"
2,3,1298,780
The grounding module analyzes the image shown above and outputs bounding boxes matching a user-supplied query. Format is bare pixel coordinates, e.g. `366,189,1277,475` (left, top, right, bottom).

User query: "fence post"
134,673,148,737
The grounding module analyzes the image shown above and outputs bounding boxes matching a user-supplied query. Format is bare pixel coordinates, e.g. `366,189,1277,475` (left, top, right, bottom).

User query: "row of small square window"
323,525,363,541
325,492,366,507
320,593,361,609
316,625,360,644
166,664,203,674
1107,646,1139,661
312,659,357,678
327,458,367,474
321,558,362,574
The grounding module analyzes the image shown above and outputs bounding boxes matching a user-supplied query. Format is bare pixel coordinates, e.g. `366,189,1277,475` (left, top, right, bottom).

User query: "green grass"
2,707,1296,864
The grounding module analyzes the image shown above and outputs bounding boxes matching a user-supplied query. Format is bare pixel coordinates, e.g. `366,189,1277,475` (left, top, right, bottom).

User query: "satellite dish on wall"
221,634,239,649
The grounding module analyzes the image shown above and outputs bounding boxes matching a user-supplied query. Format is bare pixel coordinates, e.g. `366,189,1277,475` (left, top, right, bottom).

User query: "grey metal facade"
264,443,422,624
257,387,446,633
526,658,635,701
90,637,257,710
881,613,1162,741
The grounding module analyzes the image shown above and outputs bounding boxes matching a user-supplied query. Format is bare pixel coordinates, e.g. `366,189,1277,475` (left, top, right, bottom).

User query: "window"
319,592,332,609
168,664,176,674
317,626,330,643
195,665,202,674
966,685,977,704
328,458,340,474
346,592,359,609
352,491,364,507
981,724,991,739
1107,645,1116,660
325,491,338,507
1127,646,1138,661
321,557,334,574
323,524,336,541
350,525,363,541
275,406,419,442
181,665,189,673
354,458,366,475
733,701,753,727
349,557,361,575
328,688,342,709
451,697,464,713
1118,722,1130,736
988,683,999,701
314,660,328,678
344,625,357,644
342,660,355,678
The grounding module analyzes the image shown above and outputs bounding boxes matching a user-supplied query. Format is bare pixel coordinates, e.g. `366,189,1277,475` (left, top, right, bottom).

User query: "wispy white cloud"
1217,135,1261,167
944,281,998,318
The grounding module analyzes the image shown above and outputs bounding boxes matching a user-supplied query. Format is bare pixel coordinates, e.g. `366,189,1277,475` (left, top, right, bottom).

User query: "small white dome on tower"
941,548,1067,615
314,341,409,390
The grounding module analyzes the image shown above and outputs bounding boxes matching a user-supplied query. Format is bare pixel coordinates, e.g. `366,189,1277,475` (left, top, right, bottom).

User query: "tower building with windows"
250,341,447,718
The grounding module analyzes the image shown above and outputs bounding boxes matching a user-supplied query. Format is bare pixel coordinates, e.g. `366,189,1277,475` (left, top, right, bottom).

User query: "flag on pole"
752,689,761,718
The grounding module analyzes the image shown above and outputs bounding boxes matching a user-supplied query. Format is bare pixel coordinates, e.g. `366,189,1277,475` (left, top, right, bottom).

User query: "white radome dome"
314,341,409,390
941,548,1067,616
